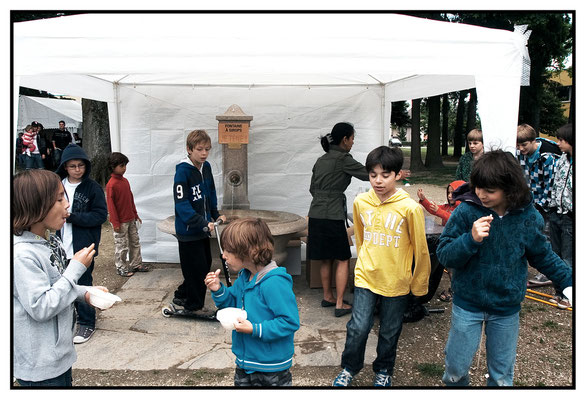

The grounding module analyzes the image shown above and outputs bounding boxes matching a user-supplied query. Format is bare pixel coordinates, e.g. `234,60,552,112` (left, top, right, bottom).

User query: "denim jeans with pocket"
340,287,409,377
443,303,519,386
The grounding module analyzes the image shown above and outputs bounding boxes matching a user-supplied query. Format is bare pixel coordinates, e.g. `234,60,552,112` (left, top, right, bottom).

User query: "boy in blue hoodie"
205,218,300,386
173,130,225,315
56,144,108,344
437,150,572,386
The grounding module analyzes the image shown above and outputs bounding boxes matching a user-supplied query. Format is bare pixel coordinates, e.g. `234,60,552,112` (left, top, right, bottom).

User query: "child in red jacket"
106,152,149,277
417,180,466,226
417,180,466,302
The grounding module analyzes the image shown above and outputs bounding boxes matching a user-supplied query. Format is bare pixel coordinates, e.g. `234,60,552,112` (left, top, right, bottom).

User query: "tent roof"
14,13,528,91
24,96,82,123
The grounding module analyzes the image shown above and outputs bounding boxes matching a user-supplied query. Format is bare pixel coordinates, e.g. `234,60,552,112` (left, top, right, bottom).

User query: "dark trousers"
234,367,292,386
175,238,212,310
75,260,95,328
16,368,72,387
549,212,573,296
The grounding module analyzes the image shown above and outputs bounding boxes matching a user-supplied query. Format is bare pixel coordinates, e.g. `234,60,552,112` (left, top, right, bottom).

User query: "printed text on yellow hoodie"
353,188,430,297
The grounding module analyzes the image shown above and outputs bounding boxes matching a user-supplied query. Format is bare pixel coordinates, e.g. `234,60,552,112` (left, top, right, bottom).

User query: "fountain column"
216,105,253,210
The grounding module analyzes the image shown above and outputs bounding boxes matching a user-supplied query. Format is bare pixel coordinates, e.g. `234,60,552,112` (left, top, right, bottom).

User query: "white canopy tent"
17,95,82,133
13,13,530,262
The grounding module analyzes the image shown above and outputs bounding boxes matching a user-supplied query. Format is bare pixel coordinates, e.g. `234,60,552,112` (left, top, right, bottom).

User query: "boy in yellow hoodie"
333,146,430,387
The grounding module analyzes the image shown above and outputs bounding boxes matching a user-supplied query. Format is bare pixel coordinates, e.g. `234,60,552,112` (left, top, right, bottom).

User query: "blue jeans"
443,304,519,386
340,287,409,376
16,368,72,387
25,154,44,169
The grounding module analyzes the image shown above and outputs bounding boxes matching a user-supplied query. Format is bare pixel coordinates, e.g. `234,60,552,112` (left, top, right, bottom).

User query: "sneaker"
528,273,552,285
373,371,392,387
549,295,571,310
333,368,354,386
73,326,95,344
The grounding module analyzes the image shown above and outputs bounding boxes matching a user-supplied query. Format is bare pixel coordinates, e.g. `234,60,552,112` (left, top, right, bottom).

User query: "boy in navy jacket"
173,130,225,314
56,144,108,343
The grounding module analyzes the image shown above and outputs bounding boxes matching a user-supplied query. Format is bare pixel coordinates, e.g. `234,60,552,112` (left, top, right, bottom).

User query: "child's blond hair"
467,129,483,143
220,218,274,266
517,123,537,144
186,129,211,150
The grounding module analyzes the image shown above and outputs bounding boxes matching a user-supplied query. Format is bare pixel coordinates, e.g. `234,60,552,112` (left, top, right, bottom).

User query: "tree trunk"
425,95,444,168
441,93,449,156
409,99,425,171
465,88,477,152
82,99,112,186
453,90,467,158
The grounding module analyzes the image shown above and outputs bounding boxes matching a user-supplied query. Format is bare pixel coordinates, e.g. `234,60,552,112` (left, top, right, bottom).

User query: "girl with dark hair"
307,122,369,317
436,150,573,386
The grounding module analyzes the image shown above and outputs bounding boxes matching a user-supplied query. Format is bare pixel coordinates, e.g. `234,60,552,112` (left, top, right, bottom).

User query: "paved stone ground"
74,266,383,372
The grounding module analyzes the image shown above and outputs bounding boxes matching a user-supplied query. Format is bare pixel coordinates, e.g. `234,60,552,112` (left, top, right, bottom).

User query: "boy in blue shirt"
173,130,225,315
205,218,300,386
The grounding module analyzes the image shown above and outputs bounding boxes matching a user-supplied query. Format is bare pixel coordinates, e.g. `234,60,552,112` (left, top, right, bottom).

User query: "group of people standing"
12,119,573,387
16,120,81,171
307,121,573,387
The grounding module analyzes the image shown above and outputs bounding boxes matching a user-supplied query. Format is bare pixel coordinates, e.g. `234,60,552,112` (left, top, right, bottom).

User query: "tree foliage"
453,12,572,133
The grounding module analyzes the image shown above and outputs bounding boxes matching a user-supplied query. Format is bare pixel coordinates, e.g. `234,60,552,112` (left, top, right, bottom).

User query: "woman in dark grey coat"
307,122,369,317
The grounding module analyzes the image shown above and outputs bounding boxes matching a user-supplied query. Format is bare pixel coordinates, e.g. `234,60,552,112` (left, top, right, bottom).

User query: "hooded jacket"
211,262,300,373
353,188,431,297
308,145,369,220
56,144,108,256
419,180,466,225
437,183,573,316
173,158,220,241
13,232,88,381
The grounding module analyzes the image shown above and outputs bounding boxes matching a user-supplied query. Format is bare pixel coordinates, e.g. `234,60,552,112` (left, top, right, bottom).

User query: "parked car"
389,137,402,147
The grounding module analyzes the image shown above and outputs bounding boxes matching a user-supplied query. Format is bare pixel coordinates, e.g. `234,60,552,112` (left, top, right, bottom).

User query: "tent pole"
108,83,121,152
13,77,21,174
382,84,391,146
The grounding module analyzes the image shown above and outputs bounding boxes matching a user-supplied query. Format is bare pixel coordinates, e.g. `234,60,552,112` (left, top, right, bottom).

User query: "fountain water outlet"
157,105,307,273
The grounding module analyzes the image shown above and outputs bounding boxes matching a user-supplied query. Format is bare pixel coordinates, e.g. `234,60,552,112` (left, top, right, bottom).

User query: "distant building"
550,69,572,118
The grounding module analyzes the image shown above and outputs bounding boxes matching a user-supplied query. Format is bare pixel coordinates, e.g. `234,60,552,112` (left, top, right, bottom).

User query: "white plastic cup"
86,287,122,310
216,307,247,330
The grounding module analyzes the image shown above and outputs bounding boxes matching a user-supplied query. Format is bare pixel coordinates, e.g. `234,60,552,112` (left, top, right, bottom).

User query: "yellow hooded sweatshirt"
353,188,430,297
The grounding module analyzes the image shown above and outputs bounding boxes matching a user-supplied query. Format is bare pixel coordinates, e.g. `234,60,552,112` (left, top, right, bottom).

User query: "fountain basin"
157,209,307,266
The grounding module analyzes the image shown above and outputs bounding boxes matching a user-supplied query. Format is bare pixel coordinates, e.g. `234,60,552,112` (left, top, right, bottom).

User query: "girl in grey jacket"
13,169,97,386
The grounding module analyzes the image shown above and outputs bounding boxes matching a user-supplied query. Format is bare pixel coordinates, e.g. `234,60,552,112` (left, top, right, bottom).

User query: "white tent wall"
13,13,531,262
119,84,383,262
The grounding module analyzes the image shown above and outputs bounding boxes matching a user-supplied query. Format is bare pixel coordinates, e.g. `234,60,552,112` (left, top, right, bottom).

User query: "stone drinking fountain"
157,105,307,268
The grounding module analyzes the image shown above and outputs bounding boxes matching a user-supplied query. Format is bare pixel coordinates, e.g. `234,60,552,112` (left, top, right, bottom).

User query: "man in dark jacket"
52,120,73,167
56,144,108,344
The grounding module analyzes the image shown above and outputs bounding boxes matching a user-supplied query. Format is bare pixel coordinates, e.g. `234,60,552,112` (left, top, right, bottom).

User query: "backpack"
536,137,562,156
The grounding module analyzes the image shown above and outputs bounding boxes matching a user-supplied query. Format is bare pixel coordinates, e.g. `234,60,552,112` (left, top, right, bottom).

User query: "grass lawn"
400,146,461,187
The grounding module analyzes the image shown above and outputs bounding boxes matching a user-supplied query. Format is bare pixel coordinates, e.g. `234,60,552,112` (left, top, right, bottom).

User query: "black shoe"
172,297,187,307
335,308,352,317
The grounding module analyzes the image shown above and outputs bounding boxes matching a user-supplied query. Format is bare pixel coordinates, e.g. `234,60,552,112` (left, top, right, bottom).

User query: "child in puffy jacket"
417,180,466,226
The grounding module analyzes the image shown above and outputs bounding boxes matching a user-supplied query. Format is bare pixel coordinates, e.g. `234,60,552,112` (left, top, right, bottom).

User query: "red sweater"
106,173,139,229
